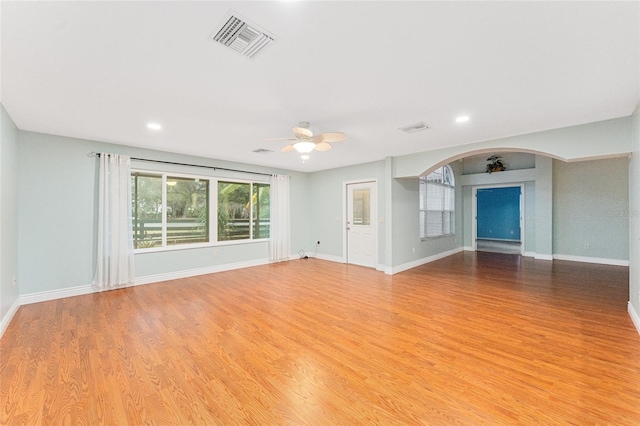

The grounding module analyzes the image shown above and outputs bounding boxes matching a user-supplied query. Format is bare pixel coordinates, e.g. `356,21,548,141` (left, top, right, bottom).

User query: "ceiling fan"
270,122,347,155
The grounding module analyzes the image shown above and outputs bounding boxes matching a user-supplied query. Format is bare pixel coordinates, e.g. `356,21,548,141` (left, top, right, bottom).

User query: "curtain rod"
88,152,273,177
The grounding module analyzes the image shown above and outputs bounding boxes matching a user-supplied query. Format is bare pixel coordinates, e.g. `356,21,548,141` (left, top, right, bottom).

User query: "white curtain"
93,153,135,289
269,174,291,262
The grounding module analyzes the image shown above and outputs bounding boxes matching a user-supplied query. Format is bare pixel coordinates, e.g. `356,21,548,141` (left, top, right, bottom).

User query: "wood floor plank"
2,252,640,425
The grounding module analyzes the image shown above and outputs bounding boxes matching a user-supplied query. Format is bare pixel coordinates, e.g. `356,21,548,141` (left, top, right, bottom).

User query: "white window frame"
420,165,455,240
131,169,269,253
216,178,271,244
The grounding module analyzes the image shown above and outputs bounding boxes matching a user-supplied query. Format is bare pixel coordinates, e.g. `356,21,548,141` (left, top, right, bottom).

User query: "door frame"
472,183,525,254
343,179,378,266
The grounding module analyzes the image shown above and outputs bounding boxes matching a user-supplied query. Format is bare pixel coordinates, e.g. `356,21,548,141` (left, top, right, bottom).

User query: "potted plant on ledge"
486,155,508,173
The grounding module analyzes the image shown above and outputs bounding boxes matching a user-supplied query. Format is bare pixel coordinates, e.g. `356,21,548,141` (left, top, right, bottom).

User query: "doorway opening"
474,185,524,255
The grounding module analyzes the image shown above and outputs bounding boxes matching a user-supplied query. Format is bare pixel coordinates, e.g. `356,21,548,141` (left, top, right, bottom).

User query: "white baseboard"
16,258,270,308
385,247,464,275
523,251,536,257
535,254,553,261
314,253,345,264
553,254,629,267
0,298,21,339
134,258,269,285
20,283,96,306
463,246,474,251
629,302,640,336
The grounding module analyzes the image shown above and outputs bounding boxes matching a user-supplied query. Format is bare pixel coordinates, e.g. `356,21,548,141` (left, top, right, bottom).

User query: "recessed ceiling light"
147,122,162,131
455,116,470,123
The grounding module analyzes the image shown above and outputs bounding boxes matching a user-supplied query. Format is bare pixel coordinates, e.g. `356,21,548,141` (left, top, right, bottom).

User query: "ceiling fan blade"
266,137,296,141
281,144,295,153
293,127,313,139
314,142,332,152
312,132,346,143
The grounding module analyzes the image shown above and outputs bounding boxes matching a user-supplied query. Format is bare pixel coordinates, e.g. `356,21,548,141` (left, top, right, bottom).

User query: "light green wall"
553,157,629,260
462,186,473,248
629,102,640,323
391,161,463,267
0,105,20,322
524,181,536,254
308,161,385,264
534,156,553,258
394,116,633,178
17,130,308,295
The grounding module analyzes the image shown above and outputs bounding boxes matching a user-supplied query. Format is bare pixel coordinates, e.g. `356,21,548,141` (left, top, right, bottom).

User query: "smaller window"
217,181,270,241
420,165,455,239
131,173,210,249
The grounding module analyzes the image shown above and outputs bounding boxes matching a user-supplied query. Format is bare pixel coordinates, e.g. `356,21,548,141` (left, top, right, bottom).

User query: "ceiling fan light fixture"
293,141,316,153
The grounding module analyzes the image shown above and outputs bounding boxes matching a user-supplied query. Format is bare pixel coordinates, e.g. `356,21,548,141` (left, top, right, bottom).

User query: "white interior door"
346,181,377,268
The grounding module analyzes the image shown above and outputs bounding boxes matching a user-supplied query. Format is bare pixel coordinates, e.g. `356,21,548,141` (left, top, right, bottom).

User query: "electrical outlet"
584,243,590,250
412,247,416,254
12,278,17,287
214,249,219,257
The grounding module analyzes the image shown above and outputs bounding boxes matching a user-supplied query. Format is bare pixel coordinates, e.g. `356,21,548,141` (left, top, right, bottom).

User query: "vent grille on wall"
399,122,430,133
211,11,275,59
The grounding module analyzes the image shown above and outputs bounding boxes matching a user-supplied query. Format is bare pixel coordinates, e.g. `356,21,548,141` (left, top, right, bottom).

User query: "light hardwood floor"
1,252,639,425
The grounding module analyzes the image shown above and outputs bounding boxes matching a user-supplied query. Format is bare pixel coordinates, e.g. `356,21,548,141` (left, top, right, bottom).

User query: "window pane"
166,177,209,246
427,184,444,210
352,189,371,225
420,165,455,239
132,174,163,249
444,186,455,210
426,211,443,237
218,182,251,241
252,183,270,239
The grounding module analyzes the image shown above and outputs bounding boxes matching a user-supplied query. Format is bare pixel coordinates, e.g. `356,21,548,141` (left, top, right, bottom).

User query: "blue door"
477,187,521,241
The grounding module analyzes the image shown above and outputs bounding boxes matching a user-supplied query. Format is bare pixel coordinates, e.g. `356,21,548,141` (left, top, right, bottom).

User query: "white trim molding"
629,302,640,336
553,254,629,267
315,253,345,264
0,299,21,338
385,247,464,275
20,283,96,306
535,254,554,261
134,258,269,285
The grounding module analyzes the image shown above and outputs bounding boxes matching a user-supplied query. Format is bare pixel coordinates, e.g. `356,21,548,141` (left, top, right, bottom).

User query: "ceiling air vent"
211,11,275,59
399,122,430,133
253,149,273,154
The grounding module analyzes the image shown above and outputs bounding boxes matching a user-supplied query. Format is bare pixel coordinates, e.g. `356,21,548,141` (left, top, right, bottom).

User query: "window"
352,189,371,225
420,165,455,239
166,177,209,246
132,172,269,250
217,181,270,241
132,173,209,249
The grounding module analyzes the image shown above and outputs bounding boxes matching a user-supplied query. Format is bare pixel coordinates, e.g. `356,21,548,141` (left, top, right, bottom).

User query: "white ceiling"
2,1,639,172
